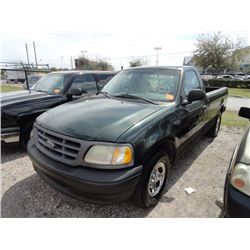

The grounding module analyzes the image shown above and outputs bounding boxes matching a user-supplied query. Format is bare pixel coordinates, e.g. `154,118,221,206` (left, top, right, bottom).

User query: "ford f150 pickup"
1,70,116,147
27,66,228,207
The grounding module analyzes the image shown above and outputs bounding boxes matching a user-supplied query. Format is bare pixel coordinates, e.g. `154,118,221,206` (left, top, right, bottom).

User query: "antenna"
20,61,31,94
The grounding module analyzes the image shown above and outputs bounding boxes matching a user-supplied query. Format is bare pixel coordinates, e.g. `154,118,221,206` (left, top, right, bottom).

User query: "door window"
183,71,201,96
69,74,97,93
97,74,115,89
84,74,97,93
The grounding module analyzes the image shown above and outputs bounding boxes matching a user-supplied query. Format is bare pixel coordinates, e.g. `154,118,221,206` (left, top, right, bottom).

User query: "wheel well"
220,104,226,113
143,139,176,165
19,118,35,130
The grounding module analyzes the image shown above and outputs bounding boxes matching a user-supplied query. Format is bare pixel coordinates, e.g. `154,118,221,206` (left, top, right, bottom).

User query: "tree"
129,58,148,67
49,67,58,72
230,45,250,71
97,59,114,71
75,56,114,71
193,32,249,72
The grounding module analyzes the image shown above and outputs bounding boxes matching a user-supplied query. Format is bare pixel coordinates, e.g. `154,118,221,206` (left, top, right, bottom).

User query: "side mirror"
188,89,206,103
69,88,82,96
239,107,250,120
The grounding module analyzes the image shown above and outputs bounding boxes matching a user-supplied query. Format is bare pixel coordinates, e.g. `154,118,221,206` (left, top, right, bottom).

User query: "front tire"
133,152,171,208
20,121,34,149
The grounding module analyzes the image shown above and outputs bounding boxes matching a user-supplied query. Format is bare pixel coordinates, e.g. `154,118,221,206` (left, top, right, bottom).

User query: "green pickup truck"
27,66,228,207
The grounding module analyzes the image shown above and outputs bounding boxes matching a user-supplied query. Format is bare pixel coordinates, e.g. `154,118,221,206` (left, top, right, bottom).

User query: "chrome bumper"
1,127,20,143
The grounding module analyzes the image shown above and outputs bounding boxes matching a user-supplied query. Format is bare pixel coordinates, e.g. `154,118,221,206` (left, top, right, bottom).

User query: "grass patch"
228,88,250,98
222,111,249,128
0,84,23,93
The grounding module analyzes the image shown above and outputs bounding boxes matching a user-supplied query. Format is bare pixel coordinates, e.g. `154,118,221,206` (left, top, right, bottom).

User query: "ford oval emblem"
45,140,55,149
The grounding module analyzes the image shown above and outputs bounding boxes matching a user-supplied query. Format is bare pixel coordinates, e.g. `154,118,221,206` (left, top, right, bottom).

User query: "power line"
105,50,193,60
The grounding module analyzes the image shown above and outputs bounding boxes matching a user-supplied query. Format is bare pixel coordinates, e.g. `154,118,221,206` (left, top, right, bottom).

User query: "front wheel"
20,121,34,149
133,152,171,208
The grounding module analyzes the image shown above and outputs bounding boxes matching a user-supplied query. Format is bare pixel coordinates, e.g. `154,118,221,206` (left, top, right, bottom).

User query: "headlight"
84,144,133,167
230,163,250,196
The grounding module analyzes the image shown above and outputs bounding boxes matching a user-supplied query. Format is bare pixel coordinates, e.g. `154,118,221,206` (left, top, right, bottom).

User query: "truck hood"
1,90,52,107
1,90,65,116
37,96,163,142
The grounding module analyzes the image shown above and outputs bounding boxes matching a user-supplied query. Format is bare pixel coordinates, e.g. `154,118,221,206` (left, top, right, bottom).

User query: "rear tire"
207,112,222,138
133,151,171,208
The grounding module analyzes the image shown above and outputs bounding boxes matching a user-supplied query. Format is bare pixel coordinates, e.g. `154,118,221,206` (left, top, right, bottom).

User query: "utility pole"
70,56,74,69
154,47,162,65
25,43,30,67
60,56,64,69
33,41,38,68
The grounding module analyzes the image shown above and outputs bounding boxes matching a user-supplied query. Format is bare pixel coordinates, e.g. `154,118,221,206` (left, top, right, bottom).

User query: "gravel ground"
227,96,250,112
0,126,245,218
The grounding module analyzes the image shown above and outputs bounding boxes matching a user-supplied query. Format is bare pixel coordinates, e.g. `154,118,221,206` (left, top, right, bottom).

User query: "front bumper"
224,177,250,218
1,127,20,143
27,139,143,204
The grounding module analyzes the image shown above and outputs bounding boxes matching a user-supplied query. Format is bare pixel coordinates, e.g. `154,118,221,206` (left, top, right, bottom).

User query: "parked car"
1,70,116,147
201,74,216,80
243,75,250,80
217,75,235,80
23,75,43,89
234,75,244,81
27,66,228,207
223,107,250,217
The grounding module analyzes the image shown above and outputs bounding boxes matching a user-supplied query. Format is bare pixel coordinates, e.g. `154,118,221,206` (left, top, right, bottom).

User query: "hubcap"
148,161,166,197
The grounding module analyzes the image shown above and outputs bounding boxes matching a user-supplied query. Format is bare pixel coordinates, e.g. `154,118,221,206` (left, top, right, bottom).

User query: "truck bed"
205,86,228,102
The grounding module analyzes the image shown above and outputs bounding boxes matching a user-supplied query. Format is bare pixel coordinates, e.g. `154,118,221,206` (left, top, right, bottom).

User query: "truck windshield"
102,68,181,103
33,73,69,94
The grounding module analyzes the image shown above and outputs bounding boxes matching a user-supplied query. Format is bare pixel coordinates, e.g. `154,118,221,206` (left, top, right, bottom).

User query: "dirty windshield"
102,68,181,103
33,73,69,95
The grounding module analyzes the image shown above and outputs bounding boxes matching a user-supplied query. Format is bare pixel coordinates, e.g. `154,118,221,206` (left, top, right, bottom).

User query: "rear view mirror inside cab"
239,107,250,120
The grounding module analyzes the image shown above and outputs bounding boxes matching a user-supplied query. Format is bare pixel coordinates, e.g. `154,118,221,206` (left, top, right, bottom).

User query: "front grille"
34,123,82,166
33,123,122,168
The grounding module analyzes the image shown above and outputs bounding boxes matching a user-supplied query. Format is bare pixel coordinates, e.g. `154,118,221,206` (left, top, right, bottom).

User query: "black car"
1,70,116,147
223,107,250,218
28,66,228,207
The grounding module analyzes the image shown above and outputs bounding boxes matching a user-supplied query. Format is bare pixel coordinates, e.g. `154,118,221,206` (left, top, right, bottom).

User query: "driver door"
175,70,207,154
69,74,98,99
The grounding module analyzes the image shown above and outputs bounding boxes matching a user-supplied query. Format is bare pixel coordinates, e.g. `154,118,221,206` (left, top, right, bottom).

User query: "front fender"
117,107,177,166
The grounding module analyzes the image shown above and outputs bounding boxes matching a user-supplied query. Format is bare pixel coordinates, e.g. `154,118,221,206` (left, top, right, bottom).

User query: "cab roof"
48,70,116,75
123,66,197,71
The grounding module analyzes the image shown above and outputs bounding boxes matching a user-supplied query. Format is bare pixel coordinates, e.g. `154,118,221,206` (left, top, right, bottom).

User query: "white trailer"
4,70,26,83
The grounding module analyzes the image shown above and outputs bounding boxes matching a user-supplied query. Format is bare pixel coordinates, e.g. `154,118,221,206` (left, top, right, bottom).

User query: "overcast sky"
1,0,250,70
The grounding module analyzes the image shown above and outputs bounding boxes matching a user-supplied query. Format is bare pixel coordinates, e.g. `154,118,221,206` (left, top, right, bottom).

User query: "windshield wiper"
97,91,112,99
114,93,158,105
